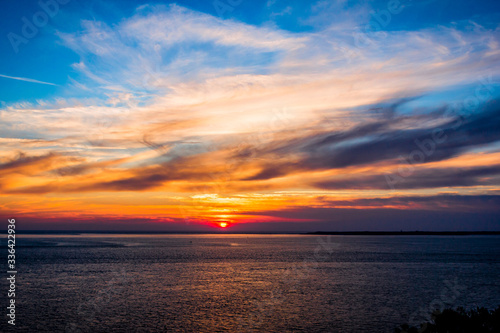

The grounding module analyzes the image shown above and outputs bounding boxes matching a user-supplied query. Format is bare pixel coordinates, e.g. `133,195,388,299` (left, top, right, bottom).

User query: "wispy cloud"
0,74,58,86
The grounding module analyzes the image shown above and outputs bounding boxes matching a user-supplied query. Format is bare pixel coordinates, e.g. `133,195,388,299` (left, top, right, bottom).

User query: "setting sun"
219,222,228,228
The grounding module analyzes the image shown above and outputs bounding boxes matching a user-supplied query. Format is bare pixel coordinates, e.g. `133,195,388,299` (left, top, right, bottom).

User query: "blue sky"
1,0,499,104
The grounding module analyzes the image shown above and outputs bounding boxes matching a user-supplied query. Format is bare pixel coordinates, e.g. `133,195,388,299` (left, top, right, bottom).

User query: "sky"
0,0,500,232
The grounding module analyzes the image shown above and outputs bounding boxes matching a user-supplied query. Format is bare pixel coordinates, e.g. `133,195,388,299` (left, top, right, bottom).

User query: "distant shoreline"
306,231,500,236
12,230,500,235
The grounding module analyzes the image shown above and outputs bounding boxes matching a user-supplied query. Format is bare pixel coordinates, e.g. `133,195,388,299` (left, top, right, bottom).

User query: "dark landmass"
395,306,500,333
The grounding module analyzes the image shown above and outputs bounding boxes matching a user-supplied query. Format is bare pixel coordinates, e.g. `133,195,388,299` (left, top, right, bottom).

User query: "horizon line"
11,230,500,235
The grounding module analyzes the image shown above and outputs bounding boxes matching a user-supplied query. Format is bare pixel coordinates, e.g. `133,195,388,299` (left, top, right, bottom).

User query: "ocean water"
1,234,499,332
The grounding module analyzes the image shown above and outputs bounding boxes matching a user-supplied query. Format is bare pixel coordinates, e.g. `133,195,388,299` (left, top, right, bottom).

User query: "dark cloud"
0,216,219,232
240,194,500,214
232,195,500,231
244,99,500,183
243,165,292,181
329,194,500,212
0,152,58,173
77,156,216,192
96,173,171,191
313,164,500,190
52,164,95,177
231,208,500,232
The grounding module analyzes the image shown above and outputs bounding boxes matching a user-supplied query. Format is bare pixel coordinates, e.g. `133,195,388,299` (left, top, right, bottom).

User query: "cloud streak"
0,74,58,86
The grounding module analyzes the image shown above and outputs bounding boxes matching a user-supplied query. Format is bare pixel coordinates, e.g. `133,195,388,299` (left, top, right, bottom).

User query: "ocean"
1,234,499,332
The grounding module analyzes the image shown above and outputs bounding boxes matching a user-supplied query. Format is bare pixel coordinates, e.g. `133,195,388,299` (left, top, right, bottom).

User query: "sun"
219,222,228,228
